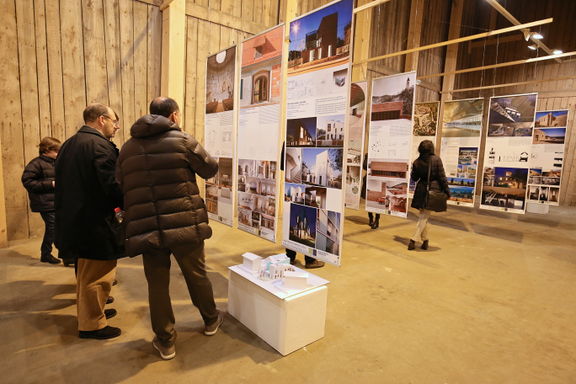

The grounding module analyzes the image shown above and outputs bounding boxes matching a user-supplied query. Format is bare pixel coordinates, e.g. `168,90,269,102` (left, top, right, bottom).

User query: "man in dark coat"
116,97,222,360
21,137,61,264
55,103,123,340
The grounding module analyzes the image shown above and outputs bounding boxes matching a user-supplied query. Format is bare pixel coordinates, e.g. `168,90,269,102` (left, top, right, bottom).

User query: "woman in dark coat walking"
21,137,62,264
409,140,450,250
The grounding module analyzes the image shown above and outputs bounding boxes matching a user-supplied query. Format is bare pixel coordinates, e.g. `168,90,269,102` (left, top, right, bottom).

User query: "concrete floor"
1,205,575,383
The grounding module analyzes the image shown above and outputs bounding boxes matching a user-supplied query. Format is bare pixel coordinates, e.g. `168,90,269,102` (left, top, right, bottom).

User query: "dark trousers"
142,241,218,346
40,211,55,259
286,248,315,264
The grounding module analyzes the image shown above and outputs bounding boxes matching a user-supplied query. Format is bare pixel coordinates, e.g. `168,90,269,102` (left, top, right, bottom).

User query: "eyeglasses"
101,114,120,127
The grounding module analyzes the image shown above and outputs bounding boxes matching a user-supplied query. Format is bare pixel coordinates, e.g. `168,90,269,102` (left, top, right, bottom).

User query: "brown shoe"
421,240,429,250
408,240,416,250
305,260,325,269
204,311,224,336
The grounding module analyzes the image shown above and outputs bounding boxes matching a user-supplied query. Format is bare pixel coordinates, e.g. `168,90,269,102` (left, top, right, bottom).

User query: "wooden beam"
404,0,424,72
353,17,554,66
419,51,576,80
161,0,186,114
353,0,392,14
444,76,576,94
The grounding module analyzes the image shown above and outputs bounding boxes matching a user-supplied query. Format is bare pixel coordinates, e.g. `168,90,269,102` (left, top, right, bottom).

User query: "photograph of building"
287,117,317,146
304,186,327,208
284,183,306,204
371,74,414,121
316,209,341,255
442,99,484,137
288,0,353,72
368,161,408,178
301,148,343,188
206,47,236,114
289,203,317,247
481,167,528,209
535,110,568,127
316,114,344,146
488,94,537,136
533,128,566,144
285,147,302,183
366,179,408,212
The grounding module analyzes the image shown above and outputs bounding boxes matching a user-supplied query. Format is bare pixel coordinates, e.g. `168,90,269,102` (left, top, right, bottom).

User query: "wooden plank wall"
0,0,162,241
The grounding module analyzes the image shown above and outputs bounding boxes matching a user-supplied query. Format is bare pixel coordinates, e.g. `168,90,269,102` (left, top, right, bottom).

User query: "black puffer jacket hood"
117,114,218,257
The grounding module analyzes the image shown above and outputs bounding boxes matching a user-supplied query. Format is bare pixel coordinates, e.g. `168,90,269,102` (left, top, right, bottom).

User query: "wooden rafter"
444,76,576,94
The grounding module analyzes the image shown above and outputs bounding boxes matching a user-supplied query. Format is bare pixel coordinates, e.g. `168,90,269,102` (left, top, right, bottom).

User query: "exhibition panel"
345,81,368,210
440,98,485,207
236,25,285,242
282,0,354,266
479,93,538,214
204,46,238,226
366,72,416,218
527,109,569,206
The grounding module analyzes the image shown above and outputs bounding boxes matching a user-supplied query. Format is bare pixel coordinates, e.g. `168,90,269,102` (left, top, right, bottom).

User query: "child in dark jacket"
21,137,61,264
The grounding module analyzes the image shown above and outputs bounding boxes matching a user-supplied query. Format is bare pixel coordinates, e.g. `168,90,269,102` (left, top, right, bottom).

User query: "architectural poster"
480,93,537,213
440,98,484,206
236,25,284,241
345,81,367,209
365,72,416,218
527,109,568,206
204,46,237,226
409,101,439,194
283,0,354,266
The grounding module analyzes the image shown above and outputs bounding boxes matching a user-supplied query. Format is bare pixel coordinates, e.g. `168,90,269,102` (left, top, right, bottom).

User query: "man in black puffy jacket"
116,97,223,360
22,137,61,264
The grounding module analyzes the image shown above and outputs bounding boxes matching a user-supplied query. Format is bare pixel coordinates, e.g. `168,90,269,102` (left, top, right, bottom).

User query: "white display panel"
527,109,568,208
440,98,484,207
365,72,416,218
282,0,354,266
345,81,367,209
204,46,238,226
236,25,284,241
479,93,537,214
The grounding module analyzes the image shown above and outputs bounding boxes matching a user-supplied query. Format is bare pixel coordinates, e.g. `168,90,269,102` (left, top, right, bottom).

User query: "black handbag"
425,161,447,212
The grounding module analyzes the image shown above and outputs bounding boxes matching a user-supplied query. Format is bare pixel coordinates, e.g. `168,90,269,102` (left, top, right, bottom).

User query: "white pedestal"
227,264,329,356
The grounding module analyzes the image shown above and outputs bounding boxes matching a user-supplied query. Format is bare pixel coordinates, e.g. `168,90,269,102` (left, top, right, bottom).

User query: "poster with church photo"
236,25,284,241
366,71,416,218
283,0,354,266
480,93,537,214
204,46,238,226
527,109,568,207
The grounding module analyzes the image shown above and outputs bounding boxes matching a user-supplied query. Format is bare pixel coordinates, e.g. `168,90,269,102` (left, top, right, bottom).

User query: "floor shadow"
470,223,524,243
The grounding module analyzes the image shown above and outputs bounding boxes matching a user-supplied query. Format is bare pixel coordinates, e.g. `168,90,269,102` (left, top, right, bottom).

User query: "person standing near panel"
409,140,450,250
116,97,223,360
21,137,62,265
55,103,123,339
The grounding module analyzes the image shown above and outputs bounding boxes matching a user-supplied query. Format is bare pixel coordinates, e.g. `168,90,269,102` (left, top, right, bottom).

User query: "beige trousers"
76,258,117,331
412,209,431,242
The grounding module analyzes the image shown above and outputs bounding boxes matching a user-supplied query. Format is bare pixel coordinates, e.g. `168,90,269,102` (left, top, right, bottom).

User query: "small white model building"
242,252,262,274
282,270,309,289
258,253,294,281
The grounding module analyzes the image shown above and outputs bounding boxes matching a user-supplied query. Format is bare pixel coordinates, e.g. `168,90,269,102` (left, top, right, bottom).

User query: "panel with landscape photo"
535,110,568,128
442,98,484,137
371,74,415,122
288,0,353,74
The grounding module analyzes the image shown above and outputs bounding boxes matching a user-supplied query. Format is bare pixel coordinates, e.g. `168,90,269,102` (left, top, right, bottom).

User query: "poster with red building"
237,25,284,241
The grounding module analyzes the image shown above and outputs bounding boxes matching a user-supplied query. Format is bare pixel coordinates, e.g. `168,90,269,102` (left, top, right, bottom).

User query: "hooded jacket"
116,114,218,257
411,154,450,210
22,155,56,212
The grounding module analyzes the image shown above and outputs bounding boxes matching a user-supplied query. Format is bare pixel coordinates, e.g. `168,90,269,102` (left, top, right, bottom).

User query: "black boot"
421,240,429,250
41,255,61,264
371,215,380,229
407,239,416,250
368,212,374,227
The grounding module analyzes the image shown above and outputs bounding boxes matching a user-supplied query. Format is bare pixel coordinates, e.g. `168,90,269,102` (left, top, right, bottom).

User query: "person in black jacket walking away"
22,137,62,264
409,140,450,250
116,97,223,360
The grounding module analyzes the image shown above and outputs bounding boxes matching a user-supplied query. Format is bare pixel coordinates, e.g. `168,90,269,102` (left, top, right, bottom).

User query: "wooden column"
352,0,373,82
404,0,424,72
0,135,7,247
440,0,464,103
161,0,186,115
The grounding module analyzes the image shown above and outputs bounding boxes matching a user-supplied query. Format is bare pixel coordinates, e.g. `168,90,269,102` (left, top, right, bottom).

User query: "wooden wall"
0,0,162,241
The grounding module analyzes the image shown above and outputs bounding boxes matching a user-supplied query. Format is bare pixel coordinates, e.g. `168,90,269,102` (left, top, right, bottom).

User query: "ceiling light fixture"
528,45,537,50
553,49,563,55
532,32,544,40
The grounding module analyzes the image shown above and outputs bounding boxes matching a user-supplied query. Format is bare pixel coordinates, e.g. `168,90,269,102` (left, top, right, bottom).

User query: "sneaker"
204,311,224,336
41,255,61,264
152,337,176,360
79,326,121,340
106,296,115,305
105,308,117,319
305,260,325,269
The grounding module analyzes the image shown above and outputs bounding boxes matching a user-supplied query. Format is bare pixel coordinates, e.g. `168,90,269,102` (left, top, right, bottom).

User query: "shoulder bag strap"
426,160,432,192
